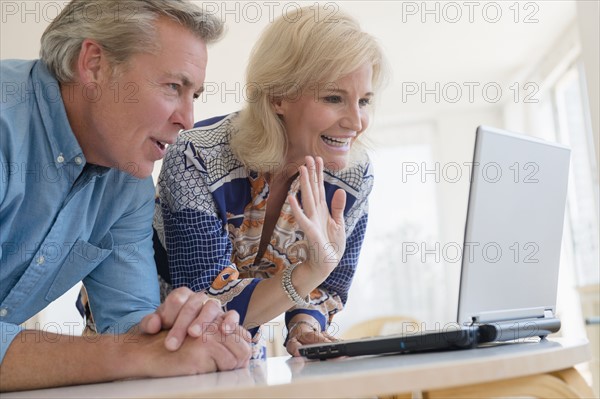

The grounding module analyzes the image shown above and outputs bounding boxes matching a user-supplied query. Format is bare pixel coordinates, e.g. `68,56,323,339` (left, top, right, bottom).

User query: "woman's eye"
359,98,372,107
323,95,342,103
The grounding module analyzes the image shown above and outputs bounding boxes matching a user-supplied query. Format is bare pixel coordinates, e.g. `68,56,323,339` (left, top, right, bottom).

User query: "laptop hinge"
543,309,555,318
471,307,548,324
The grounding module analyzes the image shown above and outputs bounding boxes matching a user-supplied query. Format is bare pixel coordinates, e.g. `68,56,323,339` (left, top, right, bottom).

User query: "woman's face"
275,64,374,172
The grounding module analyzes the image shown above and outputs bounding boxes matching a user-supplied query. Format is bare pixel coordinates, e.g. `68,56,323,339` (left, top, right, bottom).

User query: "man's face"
85,18,207,178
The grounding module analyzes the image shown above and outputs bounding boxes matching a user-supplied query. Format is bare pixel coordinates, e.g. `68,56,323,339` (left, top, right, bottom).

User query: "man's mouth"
155,140,166,151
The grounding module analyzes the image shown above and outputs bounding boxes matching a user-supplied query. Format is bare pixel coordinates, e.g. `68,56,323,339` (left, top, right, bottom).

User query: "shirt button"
74,157,83,165
37,256,45,265
0,308,7,317
57,155,65,163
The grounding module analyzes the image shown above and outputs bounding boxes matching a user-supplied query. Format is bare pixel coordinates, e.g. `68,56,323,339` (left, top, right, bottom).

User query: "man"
0,0,251,391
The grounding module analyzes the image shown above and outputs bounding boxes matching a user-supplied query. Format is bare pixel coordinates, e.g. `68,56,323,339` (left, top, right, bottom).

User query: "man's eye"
168,83,180,92
323,95,342,103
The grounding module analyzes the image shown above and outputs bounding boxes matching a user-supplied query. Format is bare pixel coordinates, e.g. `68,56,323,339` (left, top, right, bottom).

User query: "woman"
154,5,386,357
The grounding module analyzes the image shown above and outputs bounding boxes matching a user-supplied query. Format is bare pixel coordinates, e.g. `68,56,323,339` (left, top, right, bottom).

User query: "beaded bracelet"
281,263,310,307
287,320,318,337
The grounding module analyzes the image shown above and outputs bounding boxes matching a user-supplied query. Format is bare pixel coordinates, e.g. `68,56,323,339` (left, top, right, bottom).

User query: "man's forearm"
0,321,251,392
0,330,140,392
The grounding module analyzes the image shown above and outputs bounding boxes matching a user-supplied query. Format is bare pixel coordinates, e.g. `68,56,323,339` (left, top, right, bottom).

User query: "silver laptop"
299,126,570,360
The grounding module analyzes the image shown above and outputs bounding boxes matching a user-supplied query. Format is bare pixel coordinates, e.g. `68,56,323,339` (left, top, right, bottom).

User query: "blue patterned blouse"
154,113,373,354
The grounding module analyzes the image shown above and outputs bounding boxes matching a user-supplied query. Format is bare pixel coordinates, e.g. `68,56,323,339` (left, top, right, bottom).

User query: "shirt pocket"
45,233,114,302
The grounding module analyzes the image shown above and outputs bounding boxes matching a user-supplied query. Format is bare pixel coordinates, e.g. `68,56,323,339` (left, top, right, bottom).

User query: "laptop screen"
457,126,571,325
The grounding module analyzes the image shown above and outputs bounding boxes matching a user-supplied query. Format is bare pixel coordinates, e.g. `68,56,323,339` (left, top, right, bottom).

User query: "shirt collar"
32,61,85,169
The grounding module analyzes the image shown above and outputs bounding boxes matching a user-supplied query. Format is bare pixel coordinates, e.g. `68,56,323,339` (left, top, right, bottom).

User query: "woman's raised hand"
288,156,347,277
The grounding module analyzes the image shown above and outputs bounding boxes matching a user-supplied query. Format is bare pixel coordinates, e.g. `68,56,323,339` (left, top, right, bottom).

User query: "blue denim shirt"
0,60,159,363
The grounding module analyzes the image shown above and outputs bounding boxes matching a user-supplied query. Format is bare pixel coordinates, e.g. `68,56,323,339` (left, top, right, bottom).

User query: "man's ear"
76,39,106,84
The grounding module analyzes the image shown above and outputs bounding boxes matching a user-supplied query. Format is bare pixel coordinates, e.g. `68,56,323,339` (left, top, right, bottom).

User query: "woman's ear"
76,39,106,84
272,97,285,116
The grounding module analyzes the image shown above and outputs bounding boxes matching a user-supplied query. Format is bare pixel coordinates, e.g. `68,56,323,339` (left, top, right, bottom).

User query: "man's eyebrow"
167,72,202,93
167,73,204,96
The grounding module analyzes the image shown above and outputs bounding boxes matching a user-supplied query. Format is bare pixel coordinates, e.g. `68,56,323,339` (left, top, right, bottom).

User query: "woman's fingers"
298,156,327,218
298,165,316,217
330,188,346,228
288,193,311,231
290,155,347,269
315,157,326,204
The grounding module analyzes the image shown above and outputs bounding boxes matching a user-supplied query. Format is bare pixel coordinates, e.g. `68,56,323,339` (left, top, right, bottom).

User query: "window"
554,64,599,286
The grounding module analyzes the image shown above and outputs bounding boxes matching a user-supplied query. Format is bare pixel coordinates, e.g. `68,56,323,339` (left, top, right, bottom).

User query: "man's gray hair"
40,0,224,83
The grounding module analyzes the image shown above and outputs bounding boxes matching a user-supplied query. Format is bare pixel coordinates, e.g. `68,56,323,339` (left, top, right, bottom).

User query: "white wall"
576,0,600,164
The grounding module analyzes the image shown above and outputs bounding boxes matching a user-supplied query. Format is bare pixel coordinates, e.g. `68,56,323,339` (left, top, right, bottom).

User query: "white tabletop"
3,338,591,399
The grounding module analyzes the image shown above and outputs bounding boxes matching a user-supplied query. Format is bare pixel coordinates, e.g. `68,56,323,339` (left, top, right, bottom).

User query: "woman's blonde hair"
230,5,387,172
40,0,223,83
